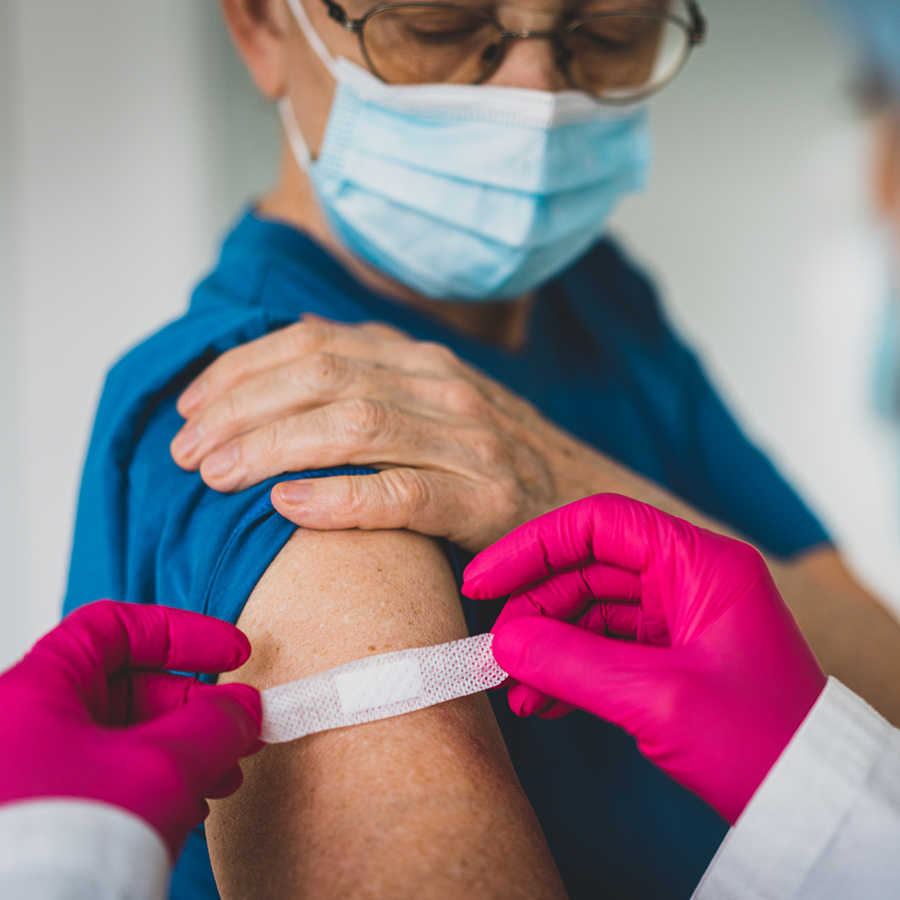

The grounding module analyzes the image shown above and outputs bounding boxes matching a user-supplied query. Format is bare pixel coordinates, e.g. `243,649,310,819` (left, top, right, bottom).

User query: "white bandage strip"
260,633,508,743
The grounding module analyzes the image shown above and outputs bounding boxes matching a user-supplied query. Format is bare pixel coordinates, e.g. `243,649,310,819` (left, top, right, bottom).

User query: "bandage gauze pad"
261,633,507,743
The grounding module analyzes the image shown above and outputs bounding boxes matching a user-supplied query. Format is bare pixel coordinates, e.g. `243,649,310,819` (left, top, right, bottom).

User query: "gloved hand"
463,494,827,824
0,600,263,858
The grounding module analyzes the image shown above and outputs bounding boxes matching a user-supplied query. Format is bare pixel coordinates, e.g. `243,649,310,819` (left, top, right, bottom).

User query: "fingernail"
277,481,314,505
520,694,552,718
508,685,534,718
179,378,208,413
510,693,533,718
204,444,239,478
171,422,203,459
461,574,488,600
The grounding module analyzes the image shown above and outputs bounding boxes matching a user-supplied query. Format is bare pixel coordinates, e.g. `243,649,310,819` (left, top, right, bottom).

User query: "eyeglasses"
318,0,706,102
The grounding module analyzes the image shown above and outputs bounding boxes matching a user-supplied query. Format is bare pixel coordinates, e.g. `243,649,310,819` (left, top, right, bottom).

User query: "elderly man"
64,1,900,898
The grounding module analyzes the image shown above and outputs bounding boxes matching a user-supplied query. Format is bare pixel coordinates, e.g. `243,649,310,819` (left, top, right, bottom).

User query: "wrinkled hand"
0,600,262,858
463,494,827,824
170,315,612,552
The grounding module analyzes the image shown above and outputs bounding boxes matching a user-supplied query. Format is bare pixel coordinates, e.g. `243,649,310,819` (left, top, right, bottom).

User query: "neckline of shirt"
235,209,552,373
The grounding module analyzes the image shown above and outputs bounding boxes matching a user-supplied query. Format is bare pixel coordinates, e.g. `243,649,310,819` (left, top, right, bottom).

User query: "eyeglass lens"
360,1,691,99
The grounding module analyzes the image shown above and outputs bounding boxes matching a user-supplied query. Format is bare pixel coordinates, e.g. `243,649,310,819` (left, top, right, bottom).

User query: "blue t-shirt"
65,212,830,900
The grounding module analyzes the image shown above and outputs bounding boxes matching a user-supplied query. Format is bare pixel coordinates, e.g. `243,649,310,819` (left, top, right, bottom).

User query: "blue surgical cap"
815,0,900,97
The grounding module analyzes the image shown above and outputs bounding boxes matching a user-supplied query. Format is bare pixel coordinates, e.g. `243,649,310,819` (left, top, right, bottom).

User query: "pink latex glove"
463,494,827,824
0,600,263,858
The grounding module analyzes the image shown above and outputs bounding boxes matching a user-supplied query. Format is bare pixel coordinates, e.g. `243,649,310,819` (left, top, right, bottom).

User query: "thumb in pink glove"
0,600,263,858
463,494,826,824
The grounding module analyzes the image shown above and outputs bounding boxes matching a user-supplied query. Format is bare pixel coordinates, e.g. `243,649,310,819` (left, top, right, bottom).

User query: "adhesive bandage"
260,633,508,743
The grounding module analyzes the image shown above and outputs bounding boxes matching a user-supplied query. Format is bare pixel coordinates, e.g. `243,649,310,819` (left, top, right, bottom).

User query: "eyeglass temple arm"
686,0,707,45
319,0,364,34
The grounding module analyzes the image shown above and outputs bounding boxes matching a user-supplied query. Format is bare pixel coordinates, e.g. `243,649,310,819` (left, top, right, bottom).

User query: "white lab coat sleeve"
692,676,900,900
0,799,170,900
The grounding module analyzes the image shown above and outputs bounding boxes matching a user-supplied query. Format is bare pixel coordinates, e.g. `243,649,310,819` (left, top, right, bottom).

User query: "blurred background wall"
2,0,899,668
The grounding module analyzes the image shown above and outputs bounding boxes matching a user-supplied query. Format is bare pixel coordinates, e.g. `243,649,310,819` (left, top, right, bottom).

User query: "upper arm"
224,528,469,684
208,527,566,900
769,544,900,725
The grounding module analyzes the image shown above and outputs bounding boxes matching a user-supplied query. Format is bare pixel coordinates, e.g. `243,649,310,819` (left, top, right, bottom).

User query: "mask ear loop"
278,95,313,171
279,0,341,169
285,0,339,79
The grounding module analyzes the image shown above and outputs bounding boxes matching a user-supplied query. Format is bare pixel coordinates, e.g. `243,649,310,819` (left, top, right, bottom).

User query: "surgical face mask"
281,0,653,302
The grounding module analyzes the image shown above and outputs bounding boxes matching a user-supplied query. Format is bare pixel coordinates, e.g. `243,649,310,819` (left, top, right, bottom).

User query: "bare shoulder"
229,526,469,687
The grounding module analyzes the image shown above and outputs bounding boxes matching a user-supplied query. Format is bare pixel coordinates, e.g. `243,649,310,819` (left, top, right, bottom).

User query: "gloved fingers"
492,615,668,728
538,699,578,719
499,595,643,718
106,675,266,761
111,604,252,674
506,683,576,719
464,494,671,599
507,683,554,717
206,763,245,800
494,561,642,630
130,677,266,755
493,559,645,658
32,603,252,705
577,601,643,641
145,683,263,796
106,670,234,726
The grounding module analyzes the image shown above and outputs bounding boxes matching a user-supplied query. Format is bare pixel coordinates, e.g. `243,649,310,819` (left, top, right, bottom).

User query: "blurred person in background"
854,0,900,440
63,1,900,898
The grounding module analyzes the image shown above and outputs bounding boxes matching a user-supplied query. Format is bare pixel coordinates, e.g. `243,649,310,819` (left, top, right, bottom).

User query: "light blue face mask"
281,0,652,302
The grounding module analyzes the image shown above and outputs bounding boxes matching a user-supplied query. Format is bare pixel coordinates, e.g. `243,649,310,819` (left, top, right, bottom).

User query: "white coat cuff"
692,677,892,900
0,799,170,900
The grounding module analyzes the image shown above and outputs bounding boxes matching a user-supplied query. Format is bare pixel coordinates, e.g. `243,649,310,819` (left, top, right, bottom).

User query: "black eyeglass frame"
317,0,707,102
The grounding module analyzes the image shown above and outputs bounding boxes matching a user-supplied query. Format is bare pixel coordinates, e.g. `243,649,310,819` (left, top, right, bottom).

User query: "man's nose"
484,36,572,93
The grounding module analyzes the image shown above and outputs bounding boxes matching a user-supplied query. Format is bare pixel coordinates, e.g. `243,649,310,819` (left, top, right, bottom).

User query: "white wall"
610,0,900,609
0,0,278,667
1,1,26,667
2,0,899,669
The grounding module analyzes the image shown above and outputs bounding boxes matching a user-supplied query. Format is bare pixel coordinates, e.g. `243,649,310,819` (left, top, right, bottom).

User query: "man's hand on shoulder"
169,315,600,553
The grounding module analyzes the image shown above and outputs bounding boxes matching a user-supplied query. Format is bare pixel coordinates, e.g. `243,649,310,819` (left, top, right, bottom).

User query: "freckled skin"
210,528,566,899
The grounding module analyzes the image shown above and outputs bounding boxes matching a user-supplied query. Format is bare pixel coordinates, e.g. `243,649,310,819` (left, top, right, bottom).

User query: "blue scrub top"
64,212,830,900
